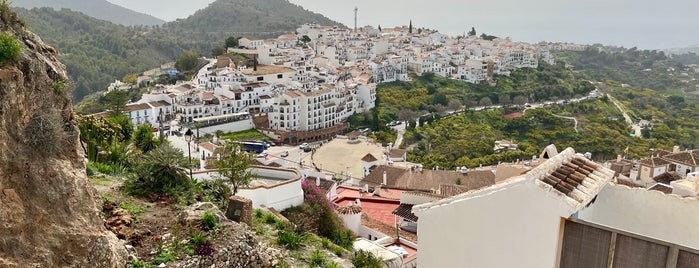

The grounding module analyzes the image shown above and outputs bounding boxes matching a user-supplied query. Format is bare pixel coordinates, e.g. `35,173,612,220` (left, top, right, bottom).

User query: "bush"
277,229,304,250
198,179,231,209
124,144,194,199
325,262,340,268
352,250,384,268
190,232,207,245
150,251,177,265
23,111,63,156
263,213,278,224
309,249,326,266
0,32,21,65
200,210,218,230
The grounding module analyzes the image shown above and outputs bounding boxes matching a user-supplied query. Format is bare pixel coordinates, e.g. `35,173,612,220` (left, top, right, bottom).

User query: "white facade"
578,183,699,250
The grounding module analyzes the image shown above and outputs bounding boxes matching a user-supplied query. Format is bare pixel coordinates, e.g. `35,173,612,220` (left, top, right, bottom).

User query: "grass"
220,129,270,142
277,229,305,250
200,210,218,230
309,249,327,267
118,199,148,218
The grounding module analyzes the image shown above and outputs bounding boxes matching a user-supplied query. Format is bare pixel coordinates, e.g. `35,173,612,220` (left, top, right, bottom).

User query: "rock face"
0,8,126,267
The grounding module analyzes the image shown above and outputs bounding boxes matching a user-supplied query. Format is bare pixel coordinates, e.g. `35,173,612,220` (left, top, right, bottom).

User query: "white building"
414,147,699,267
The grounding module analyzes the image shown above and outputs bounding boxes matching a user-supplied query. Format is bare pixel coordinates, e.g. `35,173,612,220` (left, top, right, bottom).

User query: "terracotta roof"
661,150,699,166
242,36,263,41
304,177,335,194
125,103,151,112
639,157,671,167
337,205,362,215
361,153,378,162
388,149,406,158
347,130,361,138
648,183,673,194
361,213,417,243
653,149,673,157
439,184,473,197
363,165,496,192
198,142,219,153
615,178,641,188
538,155,614,204
503,112,523,119
652,172,682,184
148,100,170,107
392,204,417,222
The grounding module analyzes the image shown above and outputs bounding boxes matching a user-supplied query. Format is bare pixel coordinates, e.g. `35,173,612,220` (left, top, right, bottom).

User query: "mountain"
165,0,345,39
13,0,345,102
11,0,165,26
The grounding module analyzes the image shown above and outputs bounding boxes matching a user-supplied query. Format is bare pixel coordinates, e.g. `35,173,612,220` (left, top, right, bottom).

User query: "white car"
280,151,289,157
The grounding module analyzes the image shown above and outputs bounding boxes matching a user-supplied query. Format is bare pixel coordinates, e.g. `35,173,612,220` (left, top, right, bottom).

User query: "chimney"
316,177,320,186
617,155,622,163
363,184,369,193
382,171,387,185
673,145,680,153
355,198,361,207
348,201,353,207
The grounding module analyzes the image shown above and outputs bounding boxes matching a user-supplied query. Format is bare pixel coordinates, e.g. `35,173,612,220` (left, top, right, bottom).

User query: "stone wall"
172,231,283,268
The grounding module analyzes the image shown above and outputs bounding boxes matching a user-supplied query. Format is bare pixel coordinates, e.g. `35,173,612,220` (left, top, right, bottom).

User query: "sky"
107,0,699,49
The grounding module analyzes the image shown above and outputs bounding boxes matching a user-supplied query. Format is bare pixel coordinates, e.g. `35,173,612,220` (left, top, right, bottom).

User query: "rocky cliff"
0,7,126,267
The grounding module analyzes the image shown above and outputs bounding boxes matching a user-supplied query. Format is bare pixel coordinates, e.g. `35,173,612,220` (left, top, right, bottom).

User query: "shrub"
320,238,331,248
277,229,304,250
352,250,384,268
263,213,278,224
198,179,231,209
309,249,326,266
253,209,265,219
124,144,194,199
190,232,207,245
23,111,63,156
200,210,218,230
150,251,177,265
0,32,21,65
325,262,340,268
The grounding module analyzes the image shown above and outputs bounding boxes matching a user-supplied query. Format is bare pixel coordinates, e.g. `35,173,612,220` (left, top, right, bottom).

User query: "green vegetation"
0,31,21,65
200,210,218,230
15,0,344,102
23,110,63,156
309,249,327,266
219,129,270,141
277,229,305,250
124,144,194,199
282,180,355,250
214,142,255,195
352,250,384,268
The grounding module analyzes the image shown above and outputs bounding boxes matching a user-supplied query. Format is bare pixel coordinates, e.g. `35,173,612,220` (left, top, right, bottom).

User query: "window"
277,74,283,79
257,76,264,81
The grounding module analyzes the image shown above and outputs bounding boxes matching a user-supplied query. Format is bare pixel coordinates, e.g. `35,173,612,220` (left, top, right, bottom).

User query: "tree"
125,144,193,196
225,36,239,48
133,124,157,153
211,46,225,57
478,97,493,106
175,50,200,72
408,20,413,34
378,25,382,32
102,90,129,117
513,95,528,105
215,143,254,195
468,27,476,36
301,35,311,43
122,73,138,85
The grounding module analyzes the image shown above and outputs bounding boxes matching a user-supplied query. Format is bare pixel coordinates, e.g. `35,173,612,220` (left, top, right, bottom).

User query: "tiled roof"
125,103,151,112
361,153,378,162
363,165,495,192
337,205,362,215
537,153,614,206
648,183,673,194
661,150,699,166
304,177,335,194
439,184,472,197
361,214,417,243
639,157,671,167
388,149,406,158
652,172,682,184
392,204,417,222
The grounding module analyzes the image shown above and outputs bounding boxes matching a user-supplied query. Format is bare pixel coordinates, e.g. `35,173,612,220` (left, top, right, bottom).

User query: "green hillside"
11,0,165,26
13,0,345,101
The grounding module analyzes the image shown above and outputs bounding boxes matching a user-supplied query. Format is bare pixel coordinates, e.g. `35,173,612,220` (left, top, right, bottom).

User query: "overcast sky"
107,0,699,49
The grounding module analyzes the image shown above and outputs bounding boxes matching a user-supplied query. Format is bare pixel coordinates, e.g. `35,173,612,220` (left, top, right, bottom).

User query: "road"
608,94,642,137
552,114,579,133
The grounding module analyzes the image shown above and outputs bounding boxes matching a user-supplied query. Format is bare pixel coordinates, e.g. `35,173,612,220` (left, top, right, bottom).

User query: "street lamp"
184,128,194,181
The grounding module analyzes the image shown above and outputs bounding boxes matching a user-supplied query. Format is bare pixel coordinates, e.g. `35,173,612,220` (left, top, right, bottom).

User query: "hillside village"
84,24,699,267
112,23,554,144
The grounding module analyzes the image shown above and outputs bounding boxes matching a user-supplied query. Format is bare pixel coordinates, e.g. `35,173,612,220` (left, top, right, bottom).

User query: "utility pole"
354,7,358,33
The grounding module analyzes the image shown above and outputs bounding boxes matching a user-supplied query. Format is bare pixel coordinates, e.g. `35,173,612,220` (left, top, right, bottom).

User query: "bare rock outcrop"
0,7,126,267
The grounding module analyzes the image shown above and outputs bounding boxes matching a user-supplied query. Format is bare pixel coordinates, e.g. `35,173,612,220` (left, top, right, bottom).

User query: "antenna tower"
354,7,358,32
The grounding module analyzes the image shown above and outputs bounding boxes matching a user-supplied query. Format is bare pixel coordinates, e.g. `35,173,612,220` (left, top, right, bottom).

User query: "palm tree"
125,144,193,196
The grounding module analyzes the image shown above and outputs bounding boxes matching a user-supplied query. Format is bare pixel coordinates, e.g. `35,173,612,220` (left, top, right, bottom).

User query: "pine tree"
409,20,413,34
468,27,476,36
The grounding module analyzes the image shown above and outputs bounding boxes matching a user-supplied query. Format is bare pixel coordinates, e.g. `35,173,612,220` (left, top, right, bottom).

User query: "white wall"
578,183,699,250
414,177,575,268
197,119,254,135
237,178,303,211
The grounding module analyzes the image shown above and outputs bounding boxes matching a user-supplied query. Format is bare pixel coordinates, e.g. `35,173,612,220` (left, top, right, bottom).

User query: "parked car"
300,143,309,149
280,151,289,157
255,153,268,158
